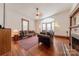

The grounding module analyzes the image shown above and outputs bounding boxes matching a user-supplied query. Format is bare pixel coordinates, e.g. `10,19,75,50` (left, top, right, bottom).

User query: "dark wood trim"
55,35,69,39
3,3,5,28
21,18,23,31
69,7,79,48
69,17,72,46
21,18,29,31
70,8,79,18
22,18,29,22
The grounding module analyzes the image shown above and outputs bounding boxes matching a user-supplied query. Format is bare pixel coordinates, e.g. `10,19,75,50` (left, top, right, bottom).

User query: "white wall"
29,19,35,31
0,4,35,31
34,20,40,33
0,4,3,27
5,10,35,31
5,10,22,30
53,10,70,36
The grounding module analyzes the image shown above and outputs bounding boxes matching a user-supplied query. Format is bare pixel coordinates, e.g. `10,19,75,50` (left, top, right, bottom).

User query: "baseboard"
54,35,69,39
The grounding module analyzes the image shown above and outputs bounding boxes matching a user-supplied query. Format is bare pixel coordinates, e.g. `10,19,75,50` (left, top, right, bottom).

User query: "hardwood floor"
2,36,79,56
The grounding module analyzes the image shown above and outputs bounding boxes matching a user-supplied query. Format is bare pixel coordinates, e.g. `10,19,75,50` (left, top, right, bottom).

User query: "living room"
0,3,79,56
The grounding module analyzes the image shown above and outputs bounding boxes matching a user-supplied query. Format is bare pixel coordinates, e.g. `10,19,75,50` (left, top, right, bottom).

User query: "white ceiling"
6,3,73,20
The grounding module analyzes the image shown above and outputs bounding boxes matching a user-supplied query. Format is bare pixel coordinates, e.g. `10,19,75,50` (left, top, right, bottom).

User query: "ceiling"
5,3,73,20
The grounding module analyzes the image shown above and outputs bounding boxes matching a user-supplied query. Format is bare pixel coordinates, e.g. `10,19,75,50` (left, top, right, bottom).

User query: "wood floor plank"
2,36,79,56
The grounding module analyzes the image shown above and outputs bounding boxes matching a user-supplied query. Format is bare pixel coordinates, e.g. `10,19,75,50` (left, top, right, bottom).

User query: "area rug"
18,35,38,50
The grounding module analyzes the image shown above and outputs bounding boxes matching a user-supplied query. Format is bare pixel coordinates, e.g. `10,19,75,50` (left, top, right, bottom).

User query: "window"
23,21,28,30
41,17,54,31
22,18,29,31
47,23,52,31
42,23,46,30
42,22,54,31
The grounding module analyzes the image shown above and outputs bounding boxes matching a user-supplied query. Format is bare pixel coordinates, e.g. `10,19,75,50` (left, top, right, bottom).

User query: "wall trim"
55,35,69,39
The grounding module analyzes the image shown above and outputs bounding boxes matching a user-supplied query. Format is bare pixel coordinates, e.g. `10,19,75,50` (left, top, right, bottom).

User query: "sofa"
19,30,36,39
37,30,54,47
40,30,54,38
